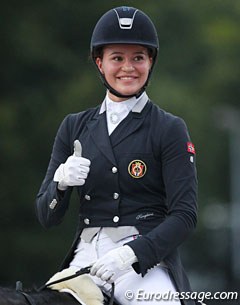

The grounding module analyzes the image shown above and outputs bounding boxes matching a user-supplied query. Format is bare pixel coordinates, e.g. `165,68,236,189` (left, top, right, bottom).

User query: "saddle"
42,266,118,305
16,266,119,305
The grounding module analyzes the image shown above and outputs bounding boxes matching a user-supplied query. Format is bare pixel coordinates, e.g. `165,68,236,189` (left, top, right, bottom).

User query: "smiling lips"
117,76,138,80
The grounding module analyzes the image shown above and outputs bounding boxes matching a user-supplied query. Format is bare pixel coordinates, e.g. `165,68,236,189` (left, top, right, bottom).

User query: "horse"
0,266,117,305
0,286,83,305
0,285,116,305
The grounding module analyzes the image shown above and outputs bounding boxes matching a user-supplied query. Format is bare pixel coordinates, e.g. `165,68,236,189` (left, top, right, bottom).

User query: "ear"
149,57,153,69
95,58,104,74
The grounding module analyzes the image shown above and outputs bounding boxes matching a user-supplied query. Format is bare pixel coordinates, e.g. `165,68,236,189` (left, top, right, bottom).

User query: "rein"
16,266,115,305
37,266,92,291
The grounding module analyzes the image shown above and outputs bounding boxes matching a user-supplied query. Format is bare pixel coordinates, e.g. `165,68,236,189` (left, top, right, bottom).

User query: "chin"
117,88,140,96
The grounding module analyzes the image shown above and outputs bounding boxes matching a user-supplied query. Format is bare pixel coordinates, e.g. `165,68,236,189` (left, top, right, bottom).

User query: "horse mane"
0,286,80,305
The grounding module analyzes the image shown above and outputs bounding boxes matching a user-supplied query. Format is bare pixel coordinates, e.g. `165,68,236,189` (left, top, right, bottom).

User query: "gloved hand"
90,245,138,283
53,140,91,190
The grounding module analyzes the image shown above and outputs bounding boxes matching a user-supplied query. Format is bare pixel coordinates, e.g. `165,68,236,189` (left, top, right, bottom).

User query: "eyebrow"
108,51,147,55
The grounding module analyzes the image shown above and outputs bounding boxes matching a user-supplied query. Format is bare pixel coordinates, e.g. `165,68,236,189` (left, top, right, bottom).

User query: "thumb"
73,140,82,157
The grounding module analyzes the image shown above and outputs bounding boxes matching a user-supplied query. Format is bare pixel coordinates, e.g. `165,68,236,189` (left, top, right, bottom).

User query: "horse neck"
0,287,80,305
0,287,28,305
28,289,81,305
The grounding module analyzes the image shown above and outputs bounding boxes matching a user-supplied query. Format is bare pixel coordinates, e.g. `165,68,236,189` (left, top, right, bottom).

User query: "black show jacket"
36,94,197,305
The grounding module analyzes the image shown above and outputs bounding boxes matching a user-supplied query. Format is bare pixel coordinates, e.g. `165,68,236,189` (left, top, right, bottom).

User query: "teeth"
120,77,134,80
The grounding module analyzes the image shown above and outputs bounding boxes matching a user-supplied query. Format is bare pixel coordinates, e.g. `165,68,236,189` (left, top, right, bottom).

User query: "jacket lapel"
86,94,151,162
86,111,117,165
110,101,151,147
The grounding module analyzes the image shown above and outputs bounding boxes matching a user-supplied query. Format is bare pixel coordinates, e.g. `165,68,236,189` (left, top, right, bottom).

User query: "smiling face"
95,44,153,102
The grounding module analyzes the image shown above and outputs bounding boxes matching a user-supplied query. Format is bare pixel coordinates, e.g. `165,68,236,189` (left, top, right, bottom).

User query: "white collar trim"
99,91,149,114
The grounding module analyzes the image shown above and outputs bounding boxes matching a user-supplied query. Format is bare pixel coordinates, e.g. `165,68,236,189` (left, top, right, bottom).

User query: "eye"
134,55,145,62
112,56,123,62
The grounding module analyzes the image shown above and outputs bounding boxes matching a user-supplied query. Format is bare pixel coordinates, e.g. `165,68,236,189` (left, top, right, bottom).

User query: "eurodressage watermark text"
124,289,239,303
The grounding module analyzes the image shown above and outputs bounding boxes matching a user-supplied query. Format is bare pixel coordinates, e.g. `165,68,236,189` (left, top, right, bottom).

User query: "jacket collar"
99,91,149,115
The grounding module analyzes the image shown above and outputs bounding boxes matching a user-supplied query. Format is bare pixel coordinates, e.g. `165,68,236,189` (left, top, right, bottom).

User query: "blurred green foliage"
1,0,240,299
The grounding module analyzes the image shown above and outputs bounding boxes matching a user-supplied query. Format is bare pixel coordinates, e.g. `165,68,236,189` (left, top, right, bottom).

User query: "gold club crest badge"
128,160,147,178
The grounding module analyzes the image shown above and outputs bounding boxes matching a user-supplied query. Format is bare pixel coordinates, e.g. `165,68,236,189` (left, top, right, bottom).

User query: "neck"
0,287,79,305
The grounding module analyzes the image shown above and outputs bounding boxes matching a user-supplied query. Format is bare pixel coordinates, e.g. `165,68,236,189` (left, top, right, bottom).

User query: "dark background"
1,0,240,304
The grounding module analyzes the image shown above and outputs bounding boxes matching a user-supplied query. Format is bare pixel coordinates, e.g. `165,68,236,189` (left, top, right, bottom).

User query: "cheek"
139,64,151,77
145,62,152,74
145,59,152,72
102,63,117,78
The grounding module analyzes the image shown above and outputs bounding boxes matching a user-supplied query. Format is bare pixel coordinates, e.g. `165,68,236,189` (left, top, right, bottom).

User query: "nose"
121,59,134,72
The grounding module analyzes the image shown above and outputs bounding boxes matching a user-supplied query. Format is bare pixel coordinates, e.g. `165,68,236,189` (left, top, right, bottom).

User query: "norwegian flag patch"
187,142,196,154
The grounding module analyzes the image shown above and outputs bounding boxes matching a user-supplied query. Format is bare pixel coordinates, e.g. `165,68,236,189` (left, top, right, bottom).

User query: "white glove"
90,245,138,283
54,140,91,190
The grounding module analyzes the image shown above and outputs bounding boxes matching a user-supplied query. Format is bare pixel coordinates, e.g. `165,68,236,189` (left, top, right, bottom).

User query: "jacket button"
113,193,119,200
112,167,118,174
84,218,90,225
85,194,91,201
49,199,57,209
113,216,119,223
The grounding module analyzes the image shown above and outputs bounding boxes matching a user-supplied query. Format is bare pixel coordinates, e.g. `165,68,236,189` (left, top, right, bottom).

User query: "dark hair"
92,45,154,61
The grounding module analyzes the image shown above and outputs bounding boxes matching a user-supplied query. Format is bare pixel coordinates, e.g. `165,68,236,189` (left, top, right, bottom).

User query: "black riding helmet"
90,6,159,99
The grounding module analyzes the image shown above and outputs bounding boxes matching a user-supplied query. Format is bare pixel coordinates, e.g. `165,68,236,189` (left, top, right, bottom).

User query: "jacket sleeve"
35,115,74,229
127,116,198,276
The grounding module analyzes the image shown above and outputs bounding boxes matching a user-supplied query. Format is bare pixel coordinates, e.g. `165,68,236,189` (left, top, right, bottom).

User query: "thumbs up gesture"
54,140,91,190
